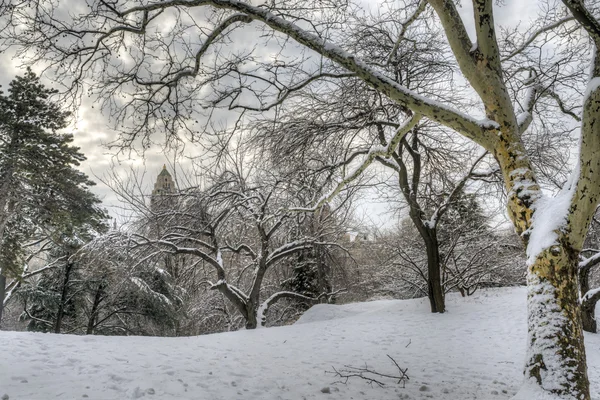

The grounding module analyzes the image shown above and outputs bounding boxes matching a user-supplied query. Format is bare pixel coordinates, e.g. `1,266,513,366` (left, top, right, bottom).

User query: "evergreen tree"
0,69,107,325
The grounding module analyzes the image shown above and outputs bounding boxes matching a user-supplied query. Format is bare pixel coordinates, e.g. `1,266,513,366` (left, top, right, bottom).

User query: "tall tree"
3,0,599,396
0,69,107,325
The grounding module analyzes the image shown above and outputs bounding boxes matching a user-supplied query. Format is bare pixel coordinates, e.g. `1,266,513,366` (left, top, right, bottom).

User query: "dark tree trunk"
424,231,445,313
410,213,446,313
55,261,73,334
245,304,258,329
581,302,597,333
86,282,104,335
579,267,597,333
0,273,6,328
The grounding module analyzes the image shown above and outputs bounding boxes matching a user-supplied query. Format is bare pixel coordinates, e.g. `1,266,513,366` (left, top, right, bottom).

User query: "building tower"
151,164,176,210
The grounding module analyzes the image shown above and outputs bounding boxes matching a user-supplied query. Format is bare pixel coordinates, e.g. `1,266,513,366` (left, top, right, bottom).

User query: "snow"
130,277,172,306
584,77,600,104
522,276,580,398
525,164,578,266
216,249,223,267
516,111,531,127
470,41,478,53
1,287,599,399
513,378,577,400
583,287,600,303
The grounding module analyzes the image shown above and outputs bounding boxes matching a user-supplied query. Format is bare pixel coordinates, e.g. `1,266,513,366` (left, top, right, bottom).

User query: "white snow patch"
583,77,600,104
516,111,531,127
513,377,571,400
525,164,578,266
470,41,478,53
216,249,223,267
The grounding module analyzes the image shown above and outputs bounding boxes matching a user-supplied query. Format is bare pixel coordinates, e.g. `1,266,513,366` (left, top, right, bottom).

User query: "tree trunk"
412,222,445,314
0,272,6,328
86,282,104,335
245,303,258,329
55,261,73,334
579,266,597,333
520,245,589,399
425,234,445,313
581,301,597,334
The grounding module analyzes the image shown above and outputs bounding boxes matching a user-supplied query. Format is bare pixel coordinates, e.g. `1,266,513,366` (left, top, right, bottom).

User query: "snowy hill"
1,287,599,400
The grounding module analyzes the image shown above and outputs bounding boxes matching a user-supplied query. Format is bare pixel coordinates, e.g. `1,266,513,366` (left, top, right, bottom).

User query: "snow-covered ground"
1,287,599,400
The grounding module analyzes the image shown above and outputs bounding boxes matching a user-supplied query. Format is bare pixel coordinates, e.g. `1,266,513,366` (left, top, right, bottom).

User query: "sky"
0,0,544,227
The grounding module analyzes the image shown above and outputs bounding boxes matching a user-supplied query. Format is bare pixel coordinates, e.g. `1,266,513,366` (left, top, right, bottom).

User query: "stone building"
151,165,176,210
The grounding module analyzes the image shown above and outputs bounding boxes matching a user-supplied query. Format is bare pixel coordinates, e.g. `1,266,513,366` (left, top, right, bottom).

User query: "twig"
326,354,409,388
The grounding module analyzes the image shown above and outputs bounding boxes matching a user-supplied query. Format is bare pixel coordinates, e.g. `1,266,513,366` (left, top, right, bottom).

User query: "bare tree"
102,156,348,330
3,0,600,396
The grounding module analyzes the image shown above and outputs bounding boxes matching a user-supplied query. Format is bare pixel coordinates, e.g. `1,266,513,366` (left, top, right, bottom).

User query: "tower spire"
151,164,175,209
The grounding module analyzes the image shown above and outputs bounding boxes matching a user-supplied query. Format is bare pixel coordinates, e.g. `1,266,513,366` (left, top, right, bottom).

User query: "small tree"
103,157,347,330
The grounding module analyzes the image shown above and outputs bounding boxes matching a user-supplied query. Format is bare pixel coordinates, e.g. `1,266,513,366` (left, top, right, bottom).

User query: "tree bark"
521,245,589,399
245,303,258,329
54,261,73,334
86,282,104,335
0,272,6,328
581,301,597,334
424,233,445,313
409,209,445,313
579,266,597,333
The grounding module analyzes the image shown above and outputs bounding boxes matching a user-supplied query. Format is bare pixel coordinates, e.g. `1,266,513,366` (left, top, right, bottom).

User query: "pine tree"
0,69,107,325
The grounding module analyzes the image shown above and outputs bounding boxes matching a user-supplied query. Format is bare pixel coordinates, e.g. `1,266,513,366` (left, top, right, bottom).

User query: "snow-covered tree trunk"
491,133,592,398
518,246,588,398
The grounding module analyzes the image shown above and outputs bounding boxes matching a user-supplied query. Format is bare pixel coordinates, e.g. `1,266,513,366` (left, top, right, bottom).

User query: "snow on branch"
579,251,600,270
562,0,600,45
516,71,540,134
130,277,173,307
581,287,600,305
222,242,257,260
291,114,421,212
210,279,250,306
256,289,346,327
265,238,318,266
132,235,225,277
111,0,495,142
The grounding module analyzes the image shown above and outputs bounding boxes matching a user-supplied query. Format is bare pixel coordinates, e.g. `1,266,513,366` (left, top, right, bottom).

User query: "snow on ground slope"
1,287,599,400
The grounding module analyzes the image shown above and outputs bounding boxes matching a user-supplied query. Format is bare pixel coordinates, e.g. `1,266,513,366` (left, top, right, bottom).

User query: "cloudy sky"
0,0,541,226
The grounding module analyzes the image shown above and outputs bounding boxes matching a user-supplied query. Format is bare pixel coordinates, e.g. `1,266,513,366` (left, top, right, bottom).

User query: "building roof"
158,164,171,177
